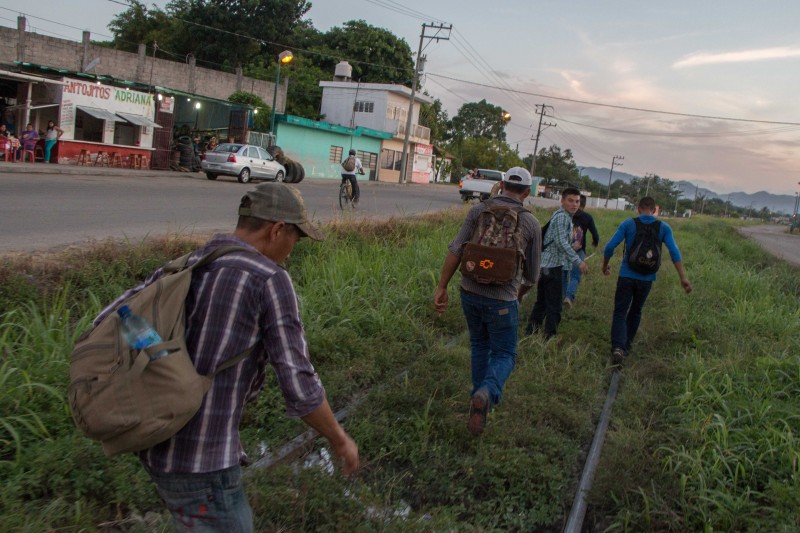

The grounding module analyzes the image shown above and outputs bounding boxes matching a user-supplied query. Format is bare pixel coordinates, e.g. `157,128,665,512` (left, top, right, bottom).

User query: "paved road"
0,161,565,254
739,224,800,267
0,168,469,253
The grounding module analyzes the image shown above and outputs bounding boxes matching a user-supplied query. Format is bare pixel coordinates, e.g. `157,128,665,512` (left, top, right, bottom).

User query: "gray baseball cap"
238,182,325,241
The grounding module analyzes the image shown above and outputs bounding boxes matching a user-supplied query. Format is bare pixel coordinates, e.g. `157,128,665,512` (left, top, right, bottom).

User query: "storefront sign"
160,96,175,114
415,143,433,155
62,81,154,115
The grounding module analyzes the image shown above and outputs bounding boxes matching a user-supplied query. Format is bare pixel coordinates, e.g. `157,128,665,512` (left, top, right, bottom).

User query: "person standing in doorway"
602,196,692,366
563,194,600,307
44,120,64,163
526,187,588,339
341,149,364,205
434,167,542,436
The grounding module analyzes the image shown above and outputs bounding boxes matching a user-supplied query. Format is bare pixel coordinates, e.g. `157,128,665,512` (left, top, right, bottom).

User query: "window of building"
380,148,403,171
386,105,407,122
353,101,374,114
113,121,139,146
329,145,343,164
74,108,104,143
357,151,377,172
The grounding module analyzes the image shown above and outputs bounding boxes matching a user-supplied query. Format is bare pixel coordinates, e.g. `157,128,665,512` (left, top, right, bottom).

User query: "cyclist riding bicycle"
341,149,364,206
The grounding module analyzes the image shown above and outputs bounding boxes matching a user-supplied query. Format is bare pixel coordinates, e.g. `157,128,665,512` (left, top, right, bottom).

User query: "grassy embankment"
0,208,798,531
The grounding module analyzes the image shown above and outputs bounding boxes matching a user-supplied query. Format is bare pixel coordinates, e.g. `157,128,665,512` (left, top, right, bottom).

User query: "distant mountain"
581,167,797,214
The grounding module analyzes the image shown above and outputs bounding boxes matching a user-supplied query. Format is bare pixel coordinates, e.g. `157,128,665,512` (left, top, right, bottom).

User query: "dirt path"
738,224,800,267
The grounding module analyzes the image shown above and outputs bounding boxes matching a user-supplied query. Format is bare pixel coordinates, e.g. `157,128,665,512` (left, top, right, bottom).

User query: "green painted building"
274,115,392,180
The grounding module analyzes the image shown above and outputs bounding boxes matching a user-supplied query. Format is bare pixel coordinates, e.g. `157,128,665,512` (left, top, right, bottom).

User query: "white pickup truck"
458,169,505,202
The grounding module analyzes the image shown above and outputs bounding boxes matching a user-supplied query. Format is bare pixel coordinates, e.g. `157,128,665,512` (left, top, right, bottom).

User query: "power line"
0,6,115,39
555,114,800,138
428,72,800,126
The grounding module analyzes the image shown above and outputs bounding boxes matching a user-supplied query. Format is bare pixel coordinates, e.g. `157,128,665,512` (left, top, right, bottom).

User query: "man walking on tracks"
94,182,359,532
563,194,600,308
526,187,588,339
434,167,542,436
602,196,693,366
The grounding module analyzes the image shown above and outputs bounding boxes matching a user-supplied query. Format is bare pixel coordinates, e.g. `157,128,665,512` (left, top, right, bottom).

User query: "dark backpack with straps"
68,246,256,457
627,218,662,274
460,200,529,284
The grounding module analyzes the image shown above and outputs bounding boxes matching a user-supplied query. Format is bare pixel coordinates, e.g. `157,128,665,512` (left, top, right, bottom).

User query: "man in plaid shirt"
96,183,358,532
526,187,588,338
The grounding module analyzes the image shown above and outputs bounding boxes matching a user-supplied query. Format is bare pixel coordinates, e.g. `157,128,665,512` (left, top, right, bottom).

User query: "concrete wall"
0,18,286,111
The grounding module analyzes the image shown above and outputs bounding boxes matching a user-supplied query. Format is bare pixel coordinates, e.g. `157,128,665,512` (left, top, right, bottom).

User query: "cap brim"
297,221,326,241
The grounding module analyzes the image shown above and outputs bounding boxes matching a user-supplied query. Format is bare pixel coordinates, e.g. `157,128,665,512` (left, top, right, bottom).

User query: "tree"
318,20,414,85
243,55,329,121
109,0,313,68
449,136,523,175
419,97,449,147
533,145,579,187
450,99,508,140
228,91,269,131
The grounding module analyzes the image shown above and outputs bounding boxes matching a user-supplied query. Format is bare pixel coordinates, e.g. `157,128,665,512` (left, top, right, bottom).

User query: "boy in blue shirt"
602,197,692,365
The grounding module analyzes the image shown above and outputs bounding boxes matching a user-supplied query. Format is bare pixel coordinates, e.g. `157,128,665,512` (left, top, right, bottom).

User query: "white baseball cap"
503,167,533,186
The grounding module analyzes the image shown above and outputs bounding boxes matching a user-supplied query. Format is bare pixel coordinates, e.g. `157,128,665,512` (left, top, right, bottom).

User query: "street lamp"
270,50,293,135
496,111,511,168
193,101,201,130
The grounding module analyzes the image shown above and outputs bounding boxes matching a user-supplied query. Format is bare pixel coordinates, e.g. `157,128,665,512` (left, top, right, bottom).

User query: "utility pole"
724,193,731,217
644,172,653,197
399,22,451,184
604,155,624,208
530,104,556,178
674,191,681,217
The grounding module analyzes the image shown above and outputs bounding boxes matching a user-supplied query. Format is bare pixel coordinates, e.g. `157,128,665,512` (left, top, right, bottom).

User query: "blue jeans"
144,464,253,532
562,249,586,301
526,266,563,338
460,290,519,406
611,276,653,353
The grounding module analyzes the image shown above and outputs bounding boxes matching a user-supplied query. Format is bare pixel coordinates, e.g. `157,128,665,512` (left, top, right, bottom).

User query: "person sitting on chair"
17,123,38,161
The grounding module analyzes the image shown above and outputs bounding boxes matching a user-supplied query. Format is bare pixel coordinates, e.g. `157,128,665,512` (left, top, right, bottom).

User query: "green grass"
0,210,798,531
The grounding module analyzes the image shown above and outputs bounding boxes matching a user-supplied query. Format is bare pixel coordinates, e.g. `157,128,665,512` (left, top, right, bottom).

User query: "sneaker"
611,348,626,366
468,389,490,436
563,297,572,308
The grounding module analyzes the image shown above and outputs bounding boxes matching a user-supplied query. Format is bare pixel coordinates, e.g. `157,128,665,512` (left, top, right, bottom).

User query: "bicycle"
339,179,355,210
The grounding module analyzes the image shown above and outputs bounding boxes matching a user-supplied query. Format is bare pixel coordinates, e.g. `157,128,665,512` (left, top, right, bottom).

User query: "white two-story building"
320,62,434,183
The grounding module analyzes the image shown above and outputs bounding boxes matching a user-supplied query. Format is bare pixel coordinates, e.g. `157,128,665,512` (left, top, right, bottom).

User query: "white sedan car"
201,143,286,184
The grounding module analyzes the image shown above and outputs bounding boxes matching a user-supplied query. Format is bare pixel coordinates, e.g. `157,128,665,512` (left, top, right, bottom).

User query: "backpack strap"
209,344,257,377
165,245,260,374
163,245,255,274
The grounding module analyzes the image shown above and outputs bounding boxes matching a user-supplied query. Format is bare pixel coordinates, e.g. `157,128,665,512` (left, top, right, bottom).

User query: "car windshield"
478,170,503,181
215,143,242,153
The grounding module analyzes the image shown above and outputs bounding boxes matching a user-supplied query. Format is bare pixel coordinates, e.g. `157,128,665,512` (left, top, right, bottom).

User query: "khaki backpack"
342,155,356,172
68,246,255,457
460,200,529,284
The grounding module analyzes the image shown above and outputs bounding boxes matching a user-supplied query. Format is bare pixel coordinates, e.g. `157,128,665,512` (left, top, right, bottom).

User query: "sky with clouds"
4,0,800,194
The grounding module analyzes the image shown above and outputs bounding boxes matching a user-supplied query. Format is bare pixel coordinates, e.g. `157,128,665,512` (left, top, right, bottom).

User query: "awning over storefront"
0,69,68,86
77,106,125,122
116,112,162,128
